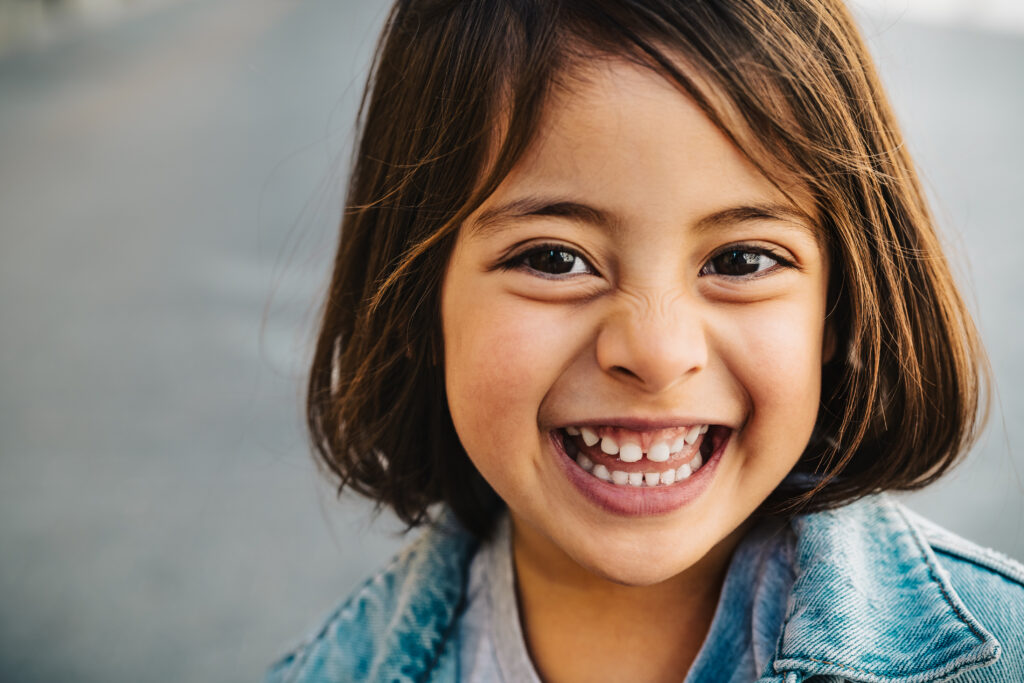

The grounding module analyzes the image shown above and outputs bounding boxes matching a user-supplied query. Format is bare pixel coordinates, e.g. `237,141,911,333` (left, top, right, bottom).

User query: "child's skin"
442,57,832,682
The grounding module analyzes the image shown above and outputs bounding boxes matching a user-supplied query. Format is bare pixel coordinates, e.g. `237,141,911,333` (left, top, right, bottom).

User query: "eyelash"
498,243,594,279
499,242,796,279
700,245,797,278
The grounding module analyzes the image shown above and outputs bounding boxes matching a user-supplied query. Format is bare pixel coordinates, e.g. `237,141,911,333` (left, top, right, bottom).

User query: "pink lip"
549,428,729,517
563,416,726,431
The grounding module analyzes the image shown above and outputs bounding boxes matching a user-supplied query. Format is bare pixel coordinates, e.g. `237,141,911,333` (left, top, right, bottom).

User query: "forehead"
467,56,818,240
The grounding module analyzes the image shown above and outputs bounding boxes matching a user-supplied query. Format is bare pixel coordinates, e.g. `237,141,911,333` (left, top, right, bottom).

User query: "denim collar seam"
357,538,439,681
397,519,477,677
769,497,999,681
773,651,1000,683
330,517,475,681
282,544,414,679
778,653,903,679
888,500,991,647
930,545,1024,586
907,508,1024,586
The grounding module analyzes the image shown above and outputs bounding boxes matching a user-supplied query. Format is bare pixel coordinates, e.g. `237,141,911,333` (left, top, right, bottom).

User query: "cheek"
718,296,825,436
443,293,581,446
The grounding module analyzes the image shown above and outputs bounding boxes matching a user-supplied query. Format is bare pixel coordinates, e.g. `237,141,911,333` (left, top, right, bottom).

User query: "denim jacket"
267,496,1024,682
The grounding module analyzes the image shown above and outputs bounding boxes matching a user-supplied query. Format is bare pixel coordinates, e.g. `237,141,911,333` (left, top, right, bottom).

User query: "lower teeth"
575,453,703,487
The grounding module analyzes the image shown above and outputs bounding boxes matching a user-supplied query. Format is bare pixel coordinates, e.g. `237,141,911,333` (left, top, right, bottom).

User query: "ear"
822,322,837,364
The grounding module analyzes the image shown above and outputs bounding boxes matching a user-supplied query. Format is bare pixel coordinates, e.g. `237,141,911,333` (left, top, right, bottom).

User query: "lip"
549,426,729,517
560,416,727,431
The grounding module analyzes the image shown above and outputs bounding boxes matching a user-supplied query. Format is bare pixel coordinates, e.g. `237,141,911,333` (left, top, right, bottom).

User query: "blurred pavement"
0,1,1022,681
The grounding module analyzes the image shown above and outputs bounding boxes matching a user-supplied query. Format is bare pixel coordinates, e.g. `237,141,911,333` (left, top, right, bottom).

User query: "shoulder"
899,502,1024,605
266,511,479,683
901,505,1024,588
897,502,1024,681
778,496,1024,682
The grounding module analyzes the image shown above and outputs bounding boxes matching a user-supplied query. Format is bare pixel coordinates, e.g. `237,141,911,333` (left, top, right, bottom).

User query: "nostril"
596,312,707,392
611,365,641,381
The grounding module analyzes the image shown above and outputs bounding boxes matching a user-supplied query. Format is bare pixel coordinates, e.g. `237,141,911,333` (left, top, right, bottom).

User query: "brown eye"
517,246,592,276
702,249,780,277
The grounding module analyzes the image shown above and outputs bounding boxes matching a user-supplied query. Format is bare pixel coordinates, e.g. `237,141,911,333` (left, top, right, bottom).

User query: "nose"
594,293,708,393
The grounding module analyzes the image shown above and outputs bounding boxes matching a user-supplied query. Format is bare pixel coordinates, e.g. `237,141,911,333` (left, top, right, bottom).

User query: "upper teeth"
648,442,670,462
566,425,709,463
684,425,702,445
618,443,641,462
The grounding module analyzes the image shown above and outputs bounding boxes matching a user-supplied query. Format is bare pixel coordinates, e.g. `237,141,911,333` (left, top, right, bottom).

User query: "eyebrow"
694,203,818,239
466,195,818,241
470,197,620,238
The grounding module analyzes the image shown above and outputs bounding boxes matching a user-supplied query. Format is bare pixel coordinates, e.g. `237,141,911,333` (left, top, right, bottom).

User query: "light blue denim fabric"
266,496,1024,682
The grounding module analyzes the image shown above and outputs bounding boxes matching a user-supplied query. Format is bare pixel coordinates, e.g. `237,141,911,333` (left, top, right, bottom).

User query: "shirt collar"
769,496,999,682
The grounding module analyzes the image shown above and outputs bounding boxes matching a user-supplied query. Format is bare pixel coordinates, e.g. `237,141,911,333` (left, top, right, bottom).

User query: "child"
270,0,1024,680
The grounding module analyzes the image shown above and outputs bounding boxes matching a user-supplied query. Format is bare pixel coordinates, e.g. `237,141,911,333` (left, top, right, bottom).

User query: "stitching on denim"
902,506,1024,586
774,501,992,680
890,499,989,645
415,535,476,683
782,651,950,678
277,551,400,683
771,521,885,678
774,518,799,666
795,655,876,676
779,502,993,680
931,547,1024,589
780,648,1005,682
780,650,980,679
278,532,428,682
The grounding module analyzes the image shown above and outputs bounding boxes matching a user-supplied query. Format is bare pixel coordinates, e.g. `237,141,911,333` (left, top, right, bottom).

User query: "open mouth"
557,424,730,488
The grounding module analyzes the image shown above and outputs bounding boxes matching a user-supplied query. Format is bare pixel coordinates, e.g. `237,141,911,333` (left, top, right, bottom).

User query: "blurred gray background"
0,0,1021,681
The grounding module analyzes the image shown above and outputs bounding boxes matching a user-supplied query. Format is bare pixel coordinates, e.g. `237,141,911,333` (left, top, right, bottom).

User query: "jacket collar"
384,510,478,681
769,496,999,682
397,498,1000,683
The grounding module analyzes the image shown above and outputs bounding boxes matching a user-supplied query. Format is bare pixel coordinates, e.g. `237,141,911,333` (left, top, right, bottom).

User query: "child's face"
441,58,830,585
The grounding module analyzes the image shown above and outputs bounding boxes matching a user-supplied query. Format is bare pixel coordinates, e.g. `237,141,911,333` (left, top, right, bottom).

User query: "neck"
510,517,746,683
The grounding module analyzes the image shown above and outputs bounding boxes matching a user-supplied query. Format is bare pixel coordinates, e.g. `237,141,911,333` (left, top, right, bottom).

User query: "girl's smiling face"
441,58,830,585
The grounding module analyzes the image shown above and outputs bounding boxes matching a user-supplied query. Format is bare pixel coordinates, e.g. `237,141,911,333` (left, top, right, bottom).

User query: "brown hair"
307,0,987,536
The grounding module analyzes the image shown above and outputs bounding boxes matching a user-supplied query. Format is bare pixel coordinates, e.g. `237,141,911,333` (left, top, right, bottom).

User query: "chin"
565,531,716,587
590,561,692,587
